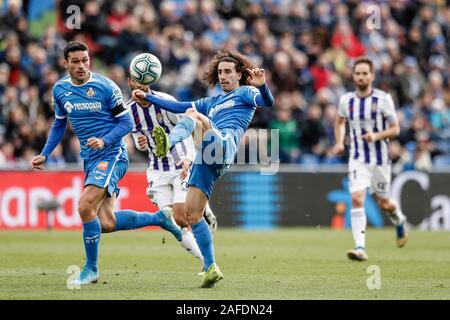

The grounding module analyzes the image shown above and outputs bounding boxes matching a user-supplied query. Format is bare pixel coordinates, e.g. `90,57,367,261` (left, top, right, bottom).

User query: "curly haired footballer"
202,49,257,87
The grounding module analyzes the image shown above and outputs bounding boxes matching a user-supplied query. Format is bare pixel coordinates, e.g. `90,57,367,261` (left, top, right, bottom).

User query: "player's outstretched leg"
113,208,182,241
152,116,196,158
203,202,218,233
180,227,204,261
151,126,170,158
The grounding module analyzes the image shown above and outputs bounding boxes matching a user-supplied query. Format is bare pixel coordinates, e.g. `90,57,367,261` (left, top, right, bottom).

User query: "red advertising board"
0,171,158,229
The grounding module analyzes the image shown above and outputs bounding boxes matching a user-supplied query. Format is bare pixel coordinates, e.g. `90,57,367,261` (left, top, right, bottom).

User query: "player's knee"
377,199,392,212
351,194,364,208
185,207,202,225
77,199,96,219
173,212,189,228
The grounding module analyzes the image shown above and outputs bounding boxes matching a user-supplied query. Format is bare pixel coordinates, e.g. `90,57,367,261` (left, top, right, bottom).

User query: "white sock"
180,227,204,262
351,208,366,249
387,204,405,226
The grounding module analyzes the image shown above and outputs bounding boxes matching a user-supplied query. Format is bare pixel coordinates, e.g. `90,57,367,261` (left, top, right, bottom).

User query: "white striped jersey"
338,88,398,166
126,91,195,171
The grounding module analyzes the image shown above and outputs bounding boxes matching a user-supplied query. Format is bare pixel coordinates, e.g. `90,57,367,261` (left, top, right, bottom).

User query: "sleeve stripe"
115,109,130,117
253,93,261,107
55,114,67,119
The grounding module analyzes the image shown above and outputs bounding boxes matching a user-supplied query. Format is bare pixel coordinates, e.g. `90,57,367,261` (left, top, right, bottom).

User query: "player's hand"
132,89,147,101
177,158,192,180
362,132,379,143
246,68,266,87
87,137,105,149
30,155,46,170
332,143,345,156
137,135,148,149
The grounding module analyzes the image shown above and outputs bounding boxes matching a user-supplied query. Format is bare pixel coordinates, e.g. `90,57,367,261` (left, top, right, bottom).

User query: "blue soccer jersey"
192,85,261,148
52,72,128,161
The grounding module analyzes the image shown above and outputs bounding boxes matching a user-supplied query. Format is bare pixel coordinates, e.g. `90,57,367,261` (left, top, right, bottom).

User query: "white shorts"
146,169,188,208
348,159,391,198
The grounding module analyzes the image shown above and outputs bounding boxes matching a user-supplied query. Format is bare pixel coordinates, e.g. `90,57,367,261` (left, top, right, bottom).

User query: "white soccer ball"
129,53,162,85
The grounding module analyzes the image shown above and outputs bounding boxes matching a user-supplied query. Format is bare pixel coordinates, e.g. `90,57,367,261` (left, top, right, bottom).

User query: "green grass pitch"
1,228,449,299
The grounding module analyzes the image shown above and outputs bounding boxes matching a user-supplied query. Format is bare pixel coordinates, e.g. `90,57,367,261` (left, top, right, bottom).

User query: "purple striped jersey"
338,88,398,166
126,91,195,172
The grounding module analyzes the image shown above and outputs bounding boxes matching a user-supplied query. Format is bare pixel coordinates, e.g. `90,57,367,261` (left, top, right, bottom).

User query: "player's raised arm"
132,89,192,114
247,68,274,107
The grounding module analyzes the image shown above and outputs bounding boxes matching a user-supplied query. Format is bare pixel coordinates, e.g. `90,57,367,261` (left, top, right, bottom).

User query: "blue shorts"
188,125,234,199
84,149,129,198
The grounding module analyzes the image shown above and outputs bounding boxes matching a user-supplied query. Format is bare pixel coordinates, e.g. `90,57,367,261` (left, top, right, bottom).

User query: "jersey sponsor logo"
64,101,74,113
97,161,109,171
69,102,102,112
208,100,235,118
65,92,73,96
86,88,95,97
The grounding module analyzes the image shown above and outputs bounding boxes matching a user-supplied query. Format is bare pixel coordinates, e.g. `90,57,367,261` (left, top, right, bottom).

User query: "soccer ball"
129,53,162,85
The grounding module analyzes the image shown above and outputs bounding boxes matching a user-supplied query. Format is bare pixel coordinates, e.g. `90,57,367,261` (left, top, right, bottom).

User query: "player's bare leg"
374,195,408,248
97,194,117,233
347,190,368,261
186,186,223,287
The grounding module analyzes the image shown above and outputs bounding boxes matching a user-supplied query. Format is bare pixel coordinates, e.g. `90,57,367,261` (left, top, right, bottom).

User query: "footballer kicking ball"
129,53,162,85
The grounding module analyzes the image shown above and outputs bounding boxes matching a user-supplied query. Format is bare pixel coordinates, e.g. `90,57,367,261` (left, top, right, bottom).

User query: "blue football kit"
44,72,132,197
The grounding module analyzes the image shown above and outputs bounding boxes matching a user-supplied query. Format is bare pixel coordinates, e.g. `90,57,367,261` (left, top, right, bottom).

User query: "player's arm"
88,83,133,149
32,89,68,170
131,131,149,151
91,106,133,148
362,120,400,143
31,117,68,169
332,115,347,155
246,68,274,107
132,89,191,113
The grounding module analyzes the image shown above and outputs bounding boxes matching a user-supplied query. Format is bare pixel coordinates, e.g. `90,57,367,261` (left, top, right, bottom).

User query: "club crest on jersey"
86,88,95,97
97,161,109,171
156,113,163,124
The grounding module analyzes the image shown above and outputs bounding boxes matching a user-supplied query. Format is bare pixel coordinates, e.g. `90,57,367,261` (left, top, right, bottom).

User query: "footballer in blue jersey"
30,42,182,286
133,49,275,287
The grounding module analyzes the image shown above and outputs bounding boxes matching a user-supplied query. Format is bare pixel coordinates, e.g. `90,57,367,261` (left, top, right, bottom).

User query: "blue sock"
169,116,196,146
191,219,215,270
82,217,101,272
114,210,161,231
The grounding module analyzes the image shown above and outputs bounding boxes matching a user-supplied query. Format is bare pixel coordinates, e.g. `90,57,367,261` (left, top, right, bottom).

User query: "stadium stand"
0,0,449,171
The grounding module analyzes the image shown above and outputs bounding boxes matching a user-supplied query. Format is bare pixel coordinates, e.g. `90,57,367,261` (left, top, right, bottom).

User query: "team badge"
97,161,109,171
87,88,95,97
156,113,163,124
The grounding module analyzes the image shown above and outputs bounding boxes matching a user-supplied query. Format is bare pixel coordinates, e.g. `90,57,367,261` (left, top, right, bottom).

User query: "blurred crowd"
1,0,450,172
